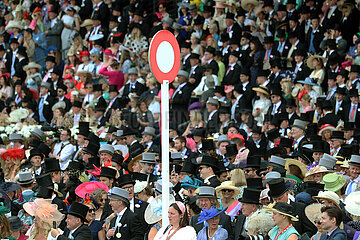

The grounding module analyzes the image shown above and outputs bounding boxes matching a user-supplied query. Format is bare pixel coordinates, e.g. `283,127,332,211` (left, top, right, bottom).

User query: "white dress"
252,97,271,127
61,14,77,57
154,226,197,240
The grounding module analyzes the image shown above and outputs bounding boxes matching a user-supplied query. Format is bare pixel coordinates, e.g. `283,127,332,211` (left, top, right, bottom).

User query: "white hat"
345,191,360,216
134,180,148,194
144,194,175,224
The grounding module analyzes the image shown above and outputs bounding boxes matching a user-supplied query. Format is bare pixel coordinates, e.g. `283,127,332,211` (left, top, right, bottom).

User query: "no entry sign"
149,30,181,84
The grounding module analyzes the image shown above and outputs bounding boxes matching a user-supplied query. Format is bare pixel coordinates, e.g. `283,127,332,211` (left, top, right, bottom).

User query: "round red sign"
149,30,181,84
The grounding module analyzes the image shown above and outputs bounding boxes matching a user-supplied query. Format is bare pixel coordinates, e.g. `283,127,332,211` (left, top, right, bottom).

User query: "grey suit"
46,18,64,49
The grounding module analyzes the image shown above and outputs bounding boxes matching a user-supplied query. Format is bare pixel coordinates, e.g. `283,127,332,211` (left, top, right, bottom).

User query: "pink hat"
75,181,109,198
102,49,116,58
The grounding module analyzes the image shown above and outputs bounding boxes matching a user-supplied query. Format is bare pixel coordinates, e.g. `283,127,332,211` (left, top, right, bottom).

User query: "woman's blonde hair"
281,78,293,96
0,214,11,238
92,188,107,202
230,168,246,187
190,109,202,124
131,26,143,41
146,74,158,87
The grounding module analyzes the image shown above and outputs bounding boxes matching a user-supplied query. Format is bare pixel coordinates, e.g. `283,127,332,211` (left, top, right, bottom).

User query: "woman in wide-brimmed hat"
318,124,336,143
215,181,241,219
6,20,24,45
252,85,271,127
304,203,325,240
307,55,326,85
265,202,300,240
23,62,42,91
1,148,25,182
304,165,332,182
196,206,228,240
23,199,65,239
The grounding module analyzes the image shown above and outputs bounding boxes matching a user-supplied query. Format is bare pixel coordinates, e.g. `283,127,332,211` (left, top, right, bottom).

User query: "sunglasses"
88,209,95,213
221,189,234,193
314,221,321,225
244,169,254,173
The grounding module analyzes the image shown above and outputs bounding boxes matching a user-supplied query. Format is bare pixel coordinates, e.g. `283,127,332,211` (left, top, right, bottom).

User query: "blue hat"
298,77,318,86
181,175,203,190
197,206,228,224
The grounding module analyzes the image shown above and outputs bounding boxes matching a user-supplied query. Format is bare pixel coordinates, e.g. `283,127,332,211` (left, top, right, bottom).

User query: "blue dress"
269,225,299,240
197,226,228,240
89,220,103,240
32,31,47,68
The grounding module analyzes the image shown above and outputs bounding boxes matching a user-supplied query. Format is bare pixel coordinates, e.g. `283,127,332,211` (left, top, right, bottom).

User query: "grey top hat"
189,3,197,11
206,97,219,106
172,22,182,31
263,171,281,186
291,119,307,131
17,170,34,185
170,152,183,161
143,127,156,137
198,186,216,197
108,187,130,204
9,133,23,142
349,155,360,166
31,127,44,139
269,156,286,167
162,17,174,25
217,135,230,146
41,82,51,90
155,178,174,194
140,152,157,164
128,68,137,75
99,144,114,155
177,70,189,79
319,153,337,170
205,75,215,89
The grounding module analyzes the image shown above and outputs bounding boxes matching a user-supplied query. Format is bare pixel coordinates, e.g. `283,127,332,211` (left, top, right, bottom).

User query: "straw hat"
241,0,259,11
313,191,340,207
80,19,93,27
305,203,324,224
144,194,175,224
344,191,360,216
9,108,29,122
306,55,326,69
76,70,93,79
128,153,143,172
23,62,42,71
252,85,270,96
215,181,240,199
285,159,307,179
265,202,299,221
305,165,331,180
5,21,24,31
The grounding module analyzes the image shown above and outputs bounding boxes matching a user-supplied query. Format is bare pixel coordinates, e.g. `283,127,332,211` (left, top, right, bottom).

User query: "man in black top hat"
342,88,360,127
306,14,323,54
203,47,219,75
29,149,45,176
123,128,144,162
51,202,92,240
318,100,340,127
199,155,221,188
104,85,122,120
293,48,311,83
38,81,56,123
286,98,300,125
5,38,20,76
188,53,203,88
44,157,65,194
268,178,317,236
73,122,91,161
181,41,192,73
266,88,286,121
222,51,241,86
121,69,146,98
116,175,149,232
55,81,71,112
99,166,117,189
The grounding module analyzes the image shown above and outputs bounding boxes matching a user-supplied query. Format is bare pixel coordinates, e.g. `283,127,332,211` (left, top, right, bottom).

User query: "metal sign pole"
161,80,170,227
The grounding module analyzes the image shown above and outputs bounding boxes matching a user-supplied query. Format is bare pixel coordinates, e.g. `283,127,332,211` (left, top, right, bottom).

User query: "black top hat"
35,173,53,187
220,33,230,43
268,178,288,198
205,46,216,55
86,156,100,169
107,126,118,134
267,128,280,141
201,139,215,151
57,82,67,93
343,122,355,131
66,160,85,172
99,167,117,179
225,12,235,19
83,142,100,156
35,186,53,199
181,41,191,49
349,88,359,97
240,188,261,204
302,181,324,196
117,174,135,187
350,65,360,73
286,98,297,107
131,172,148,182
277,4,287,12
277,29,286,38
295,146,314,164
189,53,200,59
225,144,238,158
122,128,136,136
263,0,273,7
264,36,274,44
321,100,333,110
193,128,206,138
51,67,62,76
68,202,89,222
29,138,42,148
181,160,197,175
72,101,82,108
241,32,252,40
44,158,61,173
246,178,264,190
337,69,349,78
194,17,204,25
200,155,219,170
246,156,261,168
93,84,102,92
9,38,19,45
279,138,294,149
109,85,118,93
45,55,56,63
112,153,124,165
8,216,25,232
335,87,346,96
229,50,240,58
312,141,326,153
330,131,345,140
29,148,43,160
38,143,51,158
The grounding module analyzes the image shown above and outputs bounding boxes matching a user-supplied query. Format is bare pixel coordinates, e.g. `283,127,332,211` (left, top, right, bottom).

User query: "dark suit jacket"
46,18,64,49
289,112,300,125
188,65,203,89
342,104,360,128
204,175,221,188
222,63,241,86
266,101,287,121
122,82,146,98
223,22,242,41
108,208,144,240
15,57,28,80
132,198,149,231
38,94,55,123
206,110,220,135
234,214,247,240
290,200,317,237
319,227,347,240
171,83,192,124
306,28,324,53
293,62,311,84
5,49,18,74
322,7,342,30
207,59,219,75
190,212,234,240
58,224,92,240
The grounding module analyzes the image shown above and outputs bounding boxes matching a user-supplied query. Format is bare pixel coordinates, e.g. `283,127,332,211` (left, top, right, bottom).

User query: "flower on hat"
197,206,228,224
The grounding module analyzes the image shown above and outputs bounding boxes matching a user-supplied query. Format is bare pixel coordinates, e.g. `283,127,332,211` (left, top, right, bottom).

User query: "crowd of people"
0,0,359,239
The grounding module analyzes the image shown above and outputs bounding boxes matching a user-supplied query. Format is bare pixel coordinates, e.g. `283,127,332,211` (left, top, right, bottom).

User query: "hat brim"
241,0,259,11
252,87,270,96
307,55,326,69
297,80,318,86
318,126,336,135
68,211,88,222
216,186,240,199
312,196,340,207
196,207,228,224
265,207,299,221
285,159,307,178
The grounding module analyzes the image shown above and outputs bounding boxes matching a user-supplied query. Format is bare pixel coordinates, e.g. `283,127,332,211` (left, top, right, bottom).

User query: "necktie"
272,104,277,115
226,66,232,75
351,105,356,120
326,90,332,100
68,230,73,239
264,50,269,62
295,65,299,73
346,180,356,195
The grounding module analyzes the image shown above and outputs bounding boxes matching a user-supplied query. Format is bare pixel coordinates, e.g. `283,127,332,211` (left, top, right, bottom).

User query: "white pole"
161,80,170,227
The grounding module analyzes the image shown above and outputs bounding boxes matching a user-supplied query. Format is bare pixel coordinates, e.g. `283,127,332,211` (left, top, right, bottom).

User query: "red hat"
102,48,116,58
1,148,25,162
33,7,42,14
79,51,90,62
